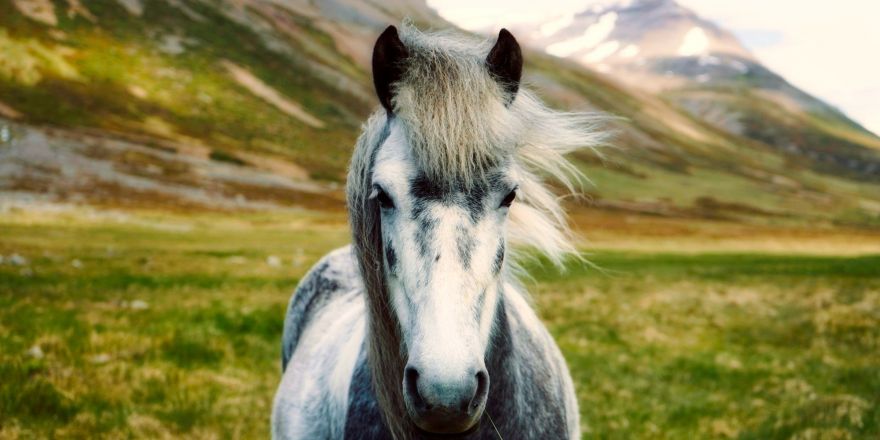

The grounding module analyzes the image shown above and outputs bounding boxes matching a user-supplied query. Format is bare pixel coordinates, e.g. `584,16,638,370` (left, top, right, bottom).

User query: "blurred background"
1,0,878,438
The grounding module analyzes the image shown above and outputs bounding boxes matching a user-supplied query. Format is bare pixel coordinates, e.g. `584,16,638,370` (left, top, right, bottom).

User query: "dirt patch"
221,60,325,129
12,0,57,26
235,151,309,181
65,0,96,22
0,120,337,211
219,180,345,212
0,101,23,119
693,196,781,218
114,0,143,16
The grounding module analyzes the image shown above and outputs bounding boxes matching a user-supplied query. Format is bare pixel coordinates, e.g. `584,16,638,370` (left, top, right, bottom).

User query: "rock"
27,345,44,359
226,256,246,265
8,253,28,266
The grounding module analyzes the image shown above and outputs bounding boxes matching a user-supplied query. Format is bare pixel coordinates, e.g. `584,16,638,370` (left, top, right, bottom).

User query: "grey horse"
272,24,602,439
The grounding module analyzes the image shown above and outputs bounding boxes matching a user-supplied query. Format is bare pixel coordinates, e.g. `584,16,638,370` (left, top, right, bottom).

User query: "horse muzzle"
403,363,489,434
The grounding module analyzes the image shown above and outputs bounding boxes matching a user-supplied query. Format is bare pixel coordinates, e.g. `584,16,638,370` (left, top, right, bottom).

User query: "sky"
427,0,880,135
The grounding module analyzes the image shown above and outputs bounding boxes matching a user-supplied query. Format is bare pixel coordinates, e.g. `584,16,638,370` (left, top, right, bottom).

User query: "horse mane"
347,25,603,439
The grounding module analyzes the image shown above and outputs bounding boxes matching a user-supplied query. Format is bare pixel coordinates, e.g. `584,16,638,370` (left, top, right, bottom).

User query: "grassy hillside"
0,0,372,179
2,0,880,226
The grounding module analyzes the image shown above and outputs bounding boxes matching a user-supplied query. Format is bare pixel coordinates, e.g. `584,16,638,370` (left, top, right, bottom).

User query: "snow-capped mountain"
509,0,880,179
523,0,753,83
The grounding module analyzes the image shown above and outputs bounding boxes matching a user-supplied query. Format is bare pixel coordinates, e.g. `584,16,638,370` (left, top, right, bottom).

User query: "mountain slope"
516,0,880,182
1,0,879,227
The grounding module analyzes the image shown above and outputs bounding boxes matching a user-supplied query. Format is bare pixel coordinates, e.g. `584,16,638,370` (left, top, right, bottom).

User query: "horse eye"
376,188,395,209
500,190,516,208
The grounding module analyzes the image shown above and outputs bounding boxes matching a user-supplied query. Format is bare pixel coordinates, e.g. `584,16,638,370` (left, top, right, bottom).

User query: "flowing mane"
347,25,602,439
354,25,603,265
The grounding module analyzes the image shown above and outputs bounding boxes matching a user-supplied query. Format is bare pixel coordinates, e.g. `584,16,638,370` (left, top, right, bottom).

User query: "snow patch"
678,27,709,56
619,44,640,58
546,12,617,58
582,40,620,64
729,59,749,73
539,14,575,37
698,55,721,66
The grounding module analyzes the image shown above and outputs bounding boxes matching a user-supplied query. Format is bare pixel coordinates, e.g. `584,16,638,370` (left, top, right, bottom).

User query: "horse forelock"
393,26,518,185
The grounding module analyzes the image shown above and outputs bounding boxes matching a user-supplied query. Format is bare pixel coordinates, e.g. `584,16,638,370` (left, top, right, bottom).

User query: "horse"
271,24,602,439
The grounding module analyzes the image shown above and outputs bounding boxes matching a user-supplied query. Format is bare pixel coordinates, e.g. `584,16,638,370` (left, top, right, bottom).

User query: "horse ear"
372,25,409,114
486,28,523,104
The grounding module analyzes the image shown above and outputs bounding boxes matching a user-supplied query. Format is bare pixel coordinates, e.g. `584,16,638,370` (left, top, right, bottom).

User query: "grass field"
1,206,878,439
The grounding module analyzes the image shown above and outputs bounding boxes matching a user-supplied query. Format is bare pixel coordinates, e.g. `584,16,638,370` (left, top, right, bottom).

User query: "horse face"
371,122,516,434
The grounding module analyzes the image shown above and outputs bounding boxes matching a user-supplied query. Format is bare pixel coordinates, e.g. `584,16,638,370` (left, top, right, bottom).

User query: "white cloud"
428,0,880,135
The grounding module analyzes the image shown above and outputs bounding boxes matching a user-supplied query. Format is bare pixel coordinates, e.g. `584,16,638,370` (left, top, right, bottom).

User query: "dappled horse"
272,25,602,439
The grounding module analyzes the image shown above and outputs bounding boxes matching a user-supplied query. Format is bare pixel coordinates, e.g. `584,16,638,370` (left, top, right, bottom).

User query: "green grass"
532,253,880,438
1,209,878,438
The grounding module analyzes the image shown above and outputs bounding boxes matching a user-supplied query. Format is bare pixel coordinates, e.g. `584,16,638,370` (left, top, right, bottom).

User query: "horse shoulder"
280,245,361,370
272,246,367,439
272,297,365,439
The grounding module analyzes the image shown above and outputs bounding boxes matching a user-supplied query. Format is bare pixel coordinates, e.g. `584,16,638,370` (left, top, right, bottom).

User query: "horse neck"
482,290,573,439
485,294,517,411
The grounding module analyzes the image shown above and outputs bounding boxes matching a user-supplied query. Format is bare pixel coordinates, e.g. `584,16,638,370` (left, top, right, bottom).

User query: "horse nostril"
472,370,489,409
405,366,426,409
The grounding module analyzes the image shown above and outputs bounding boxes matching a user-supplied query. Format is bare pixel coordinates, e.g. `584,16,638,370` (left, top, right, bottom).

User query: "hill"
1,0,879,228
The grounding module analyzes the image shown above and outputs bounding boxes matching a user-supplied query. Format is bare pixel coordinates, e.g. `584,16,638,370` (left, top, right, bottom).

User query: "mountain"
515,0,880,181
523,0,754,77
1,0,879,227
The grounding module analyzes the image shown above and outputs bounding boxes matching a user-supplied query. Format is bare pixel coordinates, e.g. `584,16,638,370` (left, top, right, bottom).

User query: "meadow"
0,206,878,439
